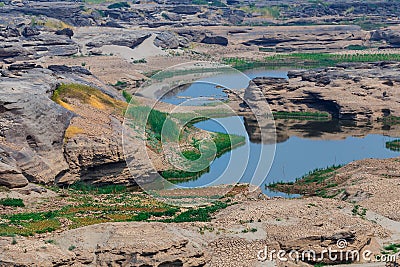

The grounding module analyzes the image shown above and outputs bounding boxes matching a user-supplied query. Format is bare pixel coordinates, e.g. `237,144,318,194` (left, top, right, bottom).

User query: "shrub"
0,198,24,207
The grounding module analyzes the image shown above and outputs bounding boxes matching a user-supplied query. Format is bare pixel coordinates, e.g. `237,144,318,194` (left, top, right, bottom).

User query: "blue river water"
161,68,400,197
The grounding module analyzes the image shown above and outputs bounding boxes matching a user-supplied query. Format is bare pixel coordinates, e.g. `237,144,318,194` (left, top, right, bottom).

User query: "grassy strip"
224,53,400,69
267,165,343,198
0,184,235,236
67,182,127,194
386,140,400,152
0,198,24,207
163,201,228,223
273,111,330,120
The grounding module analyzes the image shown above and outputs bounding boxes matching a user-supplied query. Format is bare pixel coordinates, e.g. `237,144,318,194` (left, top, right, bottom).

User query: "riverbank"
1,157,399,266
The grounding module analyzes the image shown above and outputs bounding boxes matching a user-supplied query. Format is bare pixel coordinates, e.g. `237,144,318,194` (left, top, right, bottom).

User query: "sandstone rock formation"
242,62,400,122
0,25,79,63
0,68,73,186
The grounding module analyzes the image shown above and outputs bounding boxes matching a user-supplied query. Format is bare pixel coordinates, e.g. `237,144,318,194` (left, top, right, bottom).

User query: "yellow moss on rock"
52,83,127,114
65,126,84,139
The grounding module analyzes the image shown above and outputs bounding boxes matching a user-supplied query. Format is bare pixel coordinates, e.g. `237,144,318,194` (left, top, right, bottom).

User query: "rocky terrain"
0,0,400,266
238,62,400,122
0,165,399,266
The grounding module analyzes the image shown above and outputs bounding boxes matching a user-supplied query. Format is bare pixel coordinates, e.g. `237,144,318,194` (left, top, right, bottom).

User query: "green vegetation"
0,198,25,207
383,243,400,254
273,111,330,120
380,116,400,125
224,53,400,70
164,201,228,222
346,45,368,51
122,90,132,103
352,205,367,218
239,5,281,19
113,80,128,89
160,169,209,180
160,132,245,180
386,140,400,152
264,53,400,66
0,182,237,236
132,58,147,64
67,182,127,194
222,57,268,70
126,105,180,141
267,165,343,198
107,2,130,9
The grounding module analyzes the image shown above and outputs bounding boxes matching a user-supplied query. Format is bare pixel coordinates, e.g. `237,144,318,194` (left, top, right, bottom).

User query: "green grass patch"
386,140,400,152
0,198,24,207
239,5,281,19
224,53,400,70
122,90,132,103
346,45,368,51
67,182,127,194
113,80,128,89
165,201,228,223
273,111,330,120
126,105,180,141
383,243,400,254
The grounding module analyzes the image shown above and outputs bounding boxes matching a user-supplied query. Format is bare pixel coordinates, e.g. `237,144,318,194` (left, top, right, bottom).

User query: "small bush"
0,198,24,207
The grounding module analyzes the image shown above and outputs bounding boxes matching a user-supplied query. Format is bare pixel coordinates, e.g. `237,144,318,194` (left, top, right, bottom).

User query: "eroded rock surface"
0,68,72,186
243,62,400,122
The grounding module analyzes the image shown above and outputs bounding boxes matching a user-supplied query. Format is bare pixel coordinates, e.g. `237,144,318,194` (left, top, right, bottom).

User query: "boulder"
161,12,182,21
171,5,201,15
154,31,180,49
0,151,28,188
102,21,124,28
21,26,39,37
0,26,20,38
55,28,74,38
201,35,228,46
48,65,92,75
8,62,40,71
